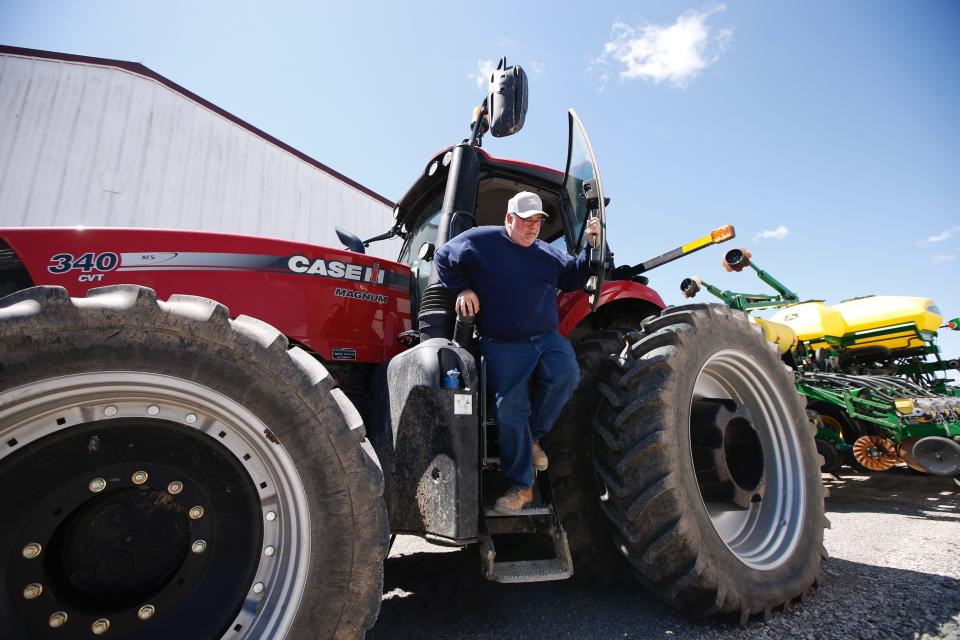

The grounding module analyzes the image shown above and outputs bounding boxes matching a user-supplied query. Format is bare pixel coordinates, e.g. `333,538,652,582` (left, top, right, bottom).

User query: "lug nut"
188,506,204,520
92,618,110,634
104,405,118,417
264,546,275,557
147,405,160,416
137,604,155,620
191,540,207,554
253,582,265,594
265,511,277,522
22,543,42,559
23,583,43,599
89,478,107,493
48,611,68,628
167,481,183,495
132,470,148,485
185,413,197,424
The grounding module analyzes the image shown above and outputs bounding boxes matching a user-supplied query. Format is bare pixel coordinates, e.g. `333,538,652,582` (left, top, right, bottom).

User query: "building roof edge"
0,44,395,208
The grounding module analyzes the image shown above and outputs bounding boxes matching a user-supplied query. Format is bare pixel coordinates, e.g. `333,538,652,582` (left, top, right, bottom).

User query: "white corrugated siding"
0,53,402,257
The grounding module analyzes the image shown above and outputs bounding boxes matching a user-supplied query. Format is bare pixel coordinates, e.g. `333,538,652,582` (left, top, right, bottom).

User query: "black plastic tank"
384,338,479,543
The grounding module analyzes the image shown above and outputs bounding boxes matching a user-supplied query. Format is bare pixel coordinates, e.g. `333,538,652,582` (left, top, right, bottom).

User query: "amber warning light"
711,225,736,243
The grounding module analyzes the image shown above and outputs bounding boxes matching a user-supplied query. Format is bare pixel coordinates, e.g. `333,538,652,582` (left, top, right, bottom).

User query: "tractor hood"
0,227,413,363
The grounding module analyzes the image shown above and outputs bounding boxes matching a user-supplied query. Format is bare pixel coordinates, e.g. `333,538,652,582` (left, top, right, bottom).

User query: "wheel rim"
0,372,310,639
689,349,806,571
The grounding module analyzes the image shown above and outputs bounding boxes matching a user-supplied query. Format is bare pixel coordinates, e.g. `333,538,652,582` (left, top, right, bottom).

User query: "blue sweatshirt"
433,226,591,341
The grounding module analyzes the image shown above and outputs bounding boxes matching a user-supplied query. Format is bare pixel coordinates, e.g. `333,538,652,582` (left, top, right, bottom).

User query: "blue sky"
2,0,959,359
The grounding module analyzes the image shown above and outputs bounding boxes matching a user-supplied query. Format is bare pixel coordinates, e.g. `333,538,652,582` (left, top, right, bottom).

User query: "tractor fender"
557,280,666,337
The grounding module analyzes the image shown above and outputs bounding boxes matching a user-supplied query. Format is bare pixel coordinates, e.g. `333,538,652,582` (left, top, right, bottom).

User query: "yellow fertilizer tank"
769,301,847,350
769,296,943,352
832,296,942,350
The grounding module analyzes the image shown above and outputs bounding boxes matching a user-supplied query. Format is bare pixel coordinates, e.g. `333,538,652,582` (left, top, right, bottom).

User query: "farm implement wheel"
899,437,929,474
907,437,960,477
817,412,854,444
591,304,825,623
0,286,388,640
806,401,877,474
852,435,898,472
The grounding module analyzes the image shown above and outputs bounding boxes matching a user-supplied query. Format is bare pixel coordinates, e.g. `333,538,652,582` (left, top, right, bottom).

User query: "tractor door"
561,109,607,312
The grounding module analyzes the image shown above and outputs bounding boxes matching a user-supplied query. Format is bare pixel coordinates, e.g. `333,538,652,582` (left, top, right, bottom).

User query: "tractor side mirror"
487,57,528,138
336,227,366,254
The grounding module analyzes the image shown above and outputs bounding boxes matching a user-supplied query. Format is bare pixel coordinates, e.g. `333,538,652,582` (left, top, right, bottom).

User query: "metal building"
0,45,400,257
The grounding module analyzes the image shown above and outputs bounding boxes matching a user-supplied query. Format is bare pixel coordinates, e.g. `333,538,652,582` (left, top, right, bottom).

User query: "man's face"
505,212,545,247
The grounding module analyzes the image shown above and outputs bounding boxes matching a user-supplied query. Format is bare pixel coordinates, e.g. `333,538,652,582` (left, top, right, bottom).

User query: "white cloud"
933,254,957,263
754,225,791,240
596,5,732,89
471,59,496,89
529,61,545,75
918,225,960,246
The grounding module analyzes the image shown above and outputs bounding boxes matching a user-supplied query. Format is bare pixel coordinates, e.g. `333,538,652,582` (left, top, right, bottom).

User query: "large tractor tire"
592,304,825,623
546,331,630,583
0,286,388,639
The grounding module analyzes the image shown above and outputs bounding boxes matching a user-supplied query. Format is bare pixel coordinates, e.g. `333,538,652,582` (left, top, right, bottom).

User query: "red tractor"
0,59,824,639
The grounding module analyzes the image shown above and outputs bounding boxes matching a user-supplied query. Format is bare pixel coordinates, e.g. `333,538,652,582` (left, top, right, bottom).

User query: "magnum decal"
334,288,388,304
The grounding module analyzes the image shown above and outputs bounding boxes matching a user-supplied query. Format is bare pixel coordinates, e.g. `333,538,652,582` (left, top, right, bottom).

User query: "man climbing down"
433,191,601,514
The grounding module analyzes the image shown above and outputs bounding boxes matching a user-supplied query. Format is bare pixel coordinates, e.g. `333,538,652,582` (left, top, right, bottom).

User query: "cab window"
398,190,444,304
398,175,567,314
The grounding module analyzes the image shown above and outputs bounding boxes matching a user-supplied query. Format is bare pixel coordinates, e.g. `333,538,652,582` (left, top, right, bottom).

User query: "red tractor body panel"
1,227,414,363
2,227,668,360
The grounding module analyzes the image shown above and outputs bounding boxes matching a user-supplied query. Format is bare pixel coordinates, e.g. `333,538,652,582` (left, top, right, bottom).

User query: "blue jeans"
482,330,580,489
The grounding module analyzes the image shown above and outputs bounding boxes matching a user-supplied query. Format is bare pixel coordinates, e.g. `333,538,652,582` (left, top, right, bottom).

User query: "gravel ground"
369,469,960,640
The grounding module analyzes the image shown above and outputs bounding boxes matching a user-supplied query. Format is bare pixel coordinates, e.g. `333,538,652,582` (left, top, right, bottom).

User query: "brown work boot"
494,487,534,514
532,442,548,471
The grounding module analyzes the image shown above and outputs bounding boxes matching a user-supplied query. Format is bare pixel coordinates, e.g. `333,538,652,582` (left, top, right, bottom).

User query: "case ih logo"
288,255,385,284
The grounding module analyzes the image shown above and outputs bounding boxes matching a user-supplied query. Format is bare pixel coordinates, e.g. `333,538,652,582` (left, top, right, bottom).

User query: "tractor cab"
372,58,734,582
380,60,609,580
395,148,565,318
395,61,606,328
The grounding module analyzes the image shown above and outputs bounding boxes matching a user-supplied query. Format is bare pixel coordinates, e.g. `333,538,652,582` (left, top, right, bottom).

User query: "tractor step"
479,504,573,583
479,547,573,583
478,470,573,583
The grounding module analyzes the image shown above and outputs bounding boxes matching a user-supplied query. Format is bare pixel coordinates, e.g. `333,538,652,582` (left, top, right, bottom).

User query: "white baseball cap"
507,191,549,219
